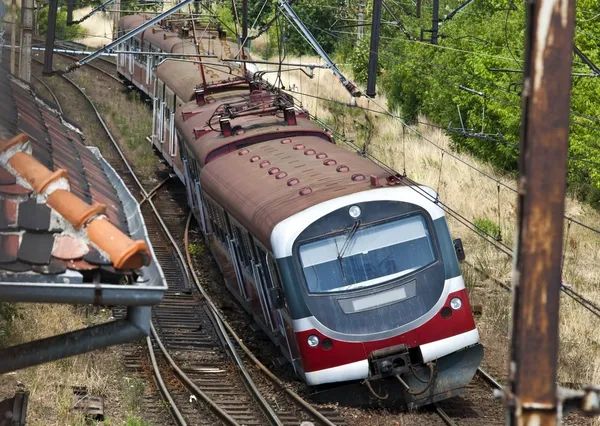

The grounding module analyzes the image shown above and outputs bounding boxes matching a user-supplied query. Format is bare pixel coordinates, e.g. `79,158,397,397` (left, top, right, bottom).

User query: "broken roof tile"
18,232,54,264
65,259,100,271
0,168,16,185
0,199,17,230
52,235,89,260
0,183,32,196
83,247,111,266
0,234,19,263
32,258,67,275
17,198,51,231
0,260,32,273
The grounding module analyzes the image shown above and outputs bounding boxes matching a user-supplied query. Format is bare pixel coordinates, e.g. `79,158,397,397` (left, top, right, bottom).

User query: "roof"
0,68,159,286
175,96,333,166
156,60,245,103
200,135,405,248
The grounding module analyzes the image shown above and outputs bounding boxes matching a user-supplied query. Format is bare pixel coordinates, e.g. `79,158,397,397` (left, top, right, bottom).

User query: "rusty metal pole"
509,0,575,425
42,0,59,75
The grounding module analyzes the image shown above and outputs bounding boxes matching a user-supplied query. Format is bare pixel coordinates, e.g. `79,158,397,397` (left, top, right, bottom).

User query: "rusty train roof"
120,14,244,102
200,135,404,248
175,95,333,166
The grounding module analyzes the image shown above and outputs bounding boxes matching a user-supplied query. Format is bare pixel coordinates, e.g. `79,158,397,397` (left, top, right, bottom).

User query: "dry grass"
68,69,158,178
258,55,600,391
0,305,147,425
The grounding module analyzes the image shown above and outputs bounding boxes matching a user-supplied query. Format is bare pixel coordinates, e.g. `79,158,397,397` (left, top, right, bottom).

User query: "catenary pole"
42,0,59,75
20,0,33,82
366,0,382,97
509,0,575,424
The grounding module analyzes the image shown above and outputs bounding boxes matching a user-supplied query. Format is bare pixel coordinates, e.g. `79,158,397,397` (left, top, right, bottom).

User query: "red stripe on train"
295,288,476,373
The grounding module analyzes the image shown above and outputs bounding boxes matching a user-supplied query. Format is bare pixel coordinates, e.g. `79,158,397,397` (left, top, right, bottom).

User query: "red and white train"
117,14,483,407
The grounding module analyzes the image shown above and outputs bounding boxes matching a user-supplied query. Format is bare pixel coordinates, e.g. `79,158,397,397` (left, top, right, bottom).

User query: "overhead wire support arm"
67,0,115,25
573,44,600,76
440,0,475,22
277,0,361,97
62,0,193,74
382,1,413,39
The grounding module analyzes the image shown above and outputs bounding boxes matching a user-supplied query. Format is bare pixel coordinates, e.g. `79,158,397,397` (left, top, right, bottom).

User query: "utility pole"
431,0,439,44
10,0,16,74
416,0,421,18
242,0,248,42
20,0,33,82
366,0,382,97
357,0,365,41
66,0,74,25
509,0,575,424
113,0,121,40
43,0,59,75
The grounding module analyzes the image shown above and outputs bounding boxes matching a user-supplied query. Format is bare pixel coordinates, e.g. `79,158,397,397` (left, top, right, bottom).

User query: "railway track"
434,368,504,426
32,49,346,426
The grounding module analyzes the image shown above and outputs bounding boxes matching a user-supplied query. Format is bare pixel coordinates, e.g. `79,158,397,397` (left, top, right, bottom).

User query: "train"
117,14,483,408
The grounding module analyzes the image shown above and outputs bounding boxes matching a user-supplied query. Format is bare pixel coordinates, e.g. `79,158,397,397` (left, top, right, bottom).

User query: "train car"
174,92,483,408
116,15,246,181
119,13,482,409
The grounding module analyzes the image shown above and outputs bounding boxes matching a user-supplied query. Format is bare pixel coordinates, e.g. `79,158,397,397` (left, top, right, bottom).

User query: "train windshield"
299,215,436,293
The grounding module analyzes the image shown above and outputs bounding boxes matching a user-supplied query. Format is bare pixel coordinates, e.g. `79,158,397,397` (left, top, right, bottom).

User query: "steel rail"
434,403,458,426
183,213,338,426
29,60,191,426
32,75,63,114
58,72,289,426
146,335,188,426
477,367,502,390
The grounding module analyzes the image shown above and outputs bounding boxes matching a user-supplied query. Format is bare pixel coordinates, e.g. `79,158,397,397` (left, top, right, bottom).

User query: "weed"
473,217,502,240
189,242,205,257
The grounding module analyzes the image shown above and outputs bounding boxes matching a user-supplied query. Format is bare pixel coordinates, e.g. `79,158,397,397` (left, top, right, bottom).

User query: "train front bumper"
309,343,484,408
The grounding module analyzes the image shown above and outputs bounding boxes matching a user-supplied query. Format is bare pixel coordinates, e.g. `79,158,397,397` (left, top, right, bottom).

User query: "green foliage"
37,7,87,40
344,0,600,206
473,217,501,240
189,242,205,256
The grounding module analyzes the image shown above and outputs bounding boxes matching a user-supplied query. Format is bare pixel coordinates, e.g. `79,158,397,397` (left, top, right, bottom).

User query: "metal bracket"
0,391,28,426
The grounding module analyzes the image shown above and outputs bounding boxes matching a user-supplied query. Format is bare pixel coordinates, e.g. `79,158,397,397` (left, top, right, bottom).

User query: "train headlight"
450,297,462,310
307,335,320,348
348,205,361,218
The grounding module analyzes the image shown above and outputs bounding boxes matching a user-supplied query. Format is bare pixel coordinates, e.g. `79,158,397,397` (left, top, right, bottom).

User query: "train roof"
176,97,332,166
200,135,405,248
156,59,244,103
119,14,245,102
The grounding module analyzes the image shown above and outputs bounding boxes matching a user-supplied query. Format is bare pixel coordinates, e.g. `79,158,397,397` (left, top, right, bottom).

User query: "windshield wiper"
338,220,361,260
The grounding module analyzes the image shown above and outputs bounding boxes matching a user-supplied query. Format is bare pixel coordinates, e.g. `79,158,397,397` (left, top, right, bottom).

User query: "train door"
224,218,249,301
253,243,297,371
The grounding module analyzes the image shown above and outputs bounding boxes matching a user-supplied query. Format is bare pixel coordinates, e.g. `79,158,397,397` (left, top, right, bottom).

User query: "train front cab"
270,186,484,408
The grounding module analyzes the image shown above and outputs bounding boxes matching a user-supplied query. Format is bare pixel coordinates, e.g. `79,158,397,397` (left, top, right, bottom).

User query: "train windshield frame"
298,214,437,294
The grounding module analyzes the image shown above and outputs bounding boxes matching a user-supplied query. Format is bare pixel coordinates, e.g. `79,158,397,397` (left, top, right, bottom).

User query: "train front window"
299,215,436,293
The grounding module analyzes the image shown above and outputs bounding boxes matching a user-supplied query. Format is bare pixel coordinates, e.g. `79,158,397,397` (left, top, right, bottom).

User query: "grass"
256,54,600,395
68,69,157,178
0,305,141,425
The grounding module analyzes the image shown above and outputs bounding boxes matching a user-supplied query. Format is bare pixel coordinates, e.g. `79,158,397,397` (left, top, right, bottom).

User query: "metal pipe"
42,0,58,75
0,306,151,374
63,0,193,73
509,0,576,424
366,0,382,97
